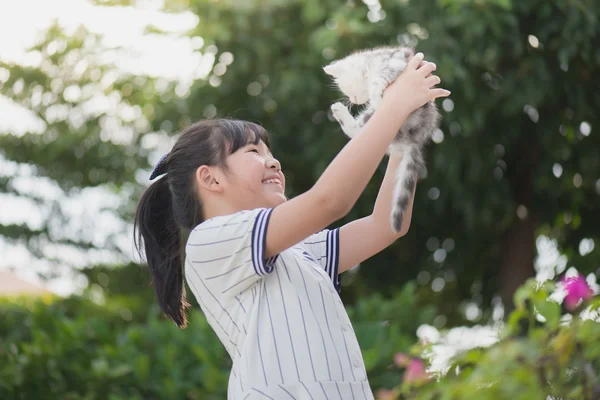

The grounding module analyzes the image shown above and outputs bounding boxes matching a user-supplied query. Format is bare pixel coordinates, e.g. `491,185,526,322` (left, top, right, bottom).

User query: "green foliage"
1,275,598,399
1,0,599,323
349,282,438,389
0,296,230,400
2,1,598,396
0,280,436,399
379,278,600,399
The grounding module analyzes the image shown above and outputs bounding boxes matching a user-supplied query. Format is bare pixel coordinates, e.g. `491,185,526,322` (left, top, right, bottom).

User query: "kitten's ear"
323,61,343,76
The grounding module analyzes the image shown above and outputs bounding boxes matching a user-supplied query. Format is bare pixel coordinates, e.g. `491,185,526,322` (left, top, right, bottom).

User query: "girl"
134,52,449,399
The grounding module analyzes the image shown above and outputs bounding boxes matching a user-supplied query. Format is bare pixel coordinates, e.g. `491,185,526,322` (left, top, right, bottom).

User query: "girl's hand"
381,53,450,120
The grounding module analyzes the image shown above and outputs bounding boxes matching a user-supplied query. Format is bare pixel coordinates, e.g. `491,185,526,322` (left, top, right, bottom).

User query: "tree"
153,0,600,319
1,0,598,324
0,22,157,281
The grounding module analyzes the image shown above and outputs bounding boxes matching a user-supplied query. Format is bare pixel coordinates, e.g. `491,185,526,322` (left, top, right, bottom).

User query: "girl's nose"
265,158,281,171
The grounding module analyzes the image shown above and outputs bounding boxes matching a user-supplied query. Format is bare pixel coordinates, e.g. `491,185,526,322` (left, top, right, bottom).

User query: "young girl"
134,52,449,399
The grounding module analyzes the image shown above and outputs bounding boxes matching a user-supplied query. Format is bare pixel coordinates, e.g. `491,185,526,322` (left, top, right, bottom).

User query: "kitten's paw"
330,102,359,138
330,102,352,125
330,102,347,117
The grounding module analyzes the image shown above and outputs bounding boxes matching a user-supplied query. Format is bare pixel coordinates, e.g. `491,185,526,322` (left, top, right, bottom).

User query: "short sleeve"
301,228,342,294
185,208,277,297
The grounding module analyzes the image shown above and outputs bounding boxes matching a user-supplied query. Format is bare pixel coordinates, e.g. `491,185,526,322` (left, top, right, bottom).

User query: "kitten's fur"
324,46,441,233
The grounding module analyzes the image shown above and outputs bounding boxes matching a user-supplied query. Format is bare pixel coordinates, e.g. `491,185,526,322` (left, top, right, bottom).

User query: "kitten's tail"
391,145,421,233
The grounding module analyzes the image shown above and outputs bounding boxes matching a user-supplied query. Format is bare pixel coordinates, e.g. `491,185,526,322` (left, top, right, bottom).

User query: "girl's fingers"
431,88,451,99
407,53,424,70
426,75,441,87
419,61,437,77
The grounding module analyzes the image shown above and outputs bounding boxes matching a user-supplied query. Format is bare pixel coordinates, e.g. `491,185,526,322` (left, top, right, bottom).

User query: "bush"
4,276,598,399
377,275,600,400
349,281,438,389
0,281,435,399
0,297,229,400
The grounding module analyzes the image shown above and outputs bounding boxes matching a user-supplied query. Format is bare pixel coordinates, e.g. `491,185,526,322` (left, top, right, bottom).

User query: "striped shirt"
185,208,374,399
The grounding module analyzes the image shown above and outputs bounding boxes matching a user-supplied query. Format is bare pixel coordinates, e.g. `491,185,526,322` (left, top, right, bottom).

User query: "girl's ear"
323,60,344,77
196,165,224,193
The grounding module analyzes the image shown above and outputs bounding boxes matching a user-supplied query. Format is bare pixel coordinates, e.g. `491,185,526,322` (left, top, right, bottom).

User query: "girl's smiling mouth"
262,177,282,186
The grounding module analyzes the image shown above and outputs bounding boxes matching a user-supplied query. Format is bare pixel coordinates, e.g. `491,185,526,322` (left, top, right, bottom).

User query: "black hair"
134,119,271,328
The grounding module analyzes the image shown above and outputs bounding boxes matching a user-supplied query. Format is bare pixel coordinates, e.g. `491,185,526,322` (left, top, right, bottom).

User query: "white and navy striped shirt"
185,208,374,399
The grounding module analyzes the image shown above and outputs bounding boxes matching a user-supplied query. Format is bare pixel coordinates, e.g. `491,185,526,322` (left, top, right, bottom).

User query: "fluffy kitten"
324,46,441,233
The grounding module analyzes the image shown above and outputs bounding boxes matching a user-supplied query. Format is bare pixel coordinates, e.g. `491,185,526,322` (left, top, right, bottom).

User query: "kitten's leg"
330,102,360,138
391,145,419,233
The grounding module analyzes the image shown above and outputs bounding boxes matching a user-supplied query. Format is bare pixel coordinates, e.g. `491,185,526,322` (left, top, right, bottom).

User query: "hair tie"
149,153,169,180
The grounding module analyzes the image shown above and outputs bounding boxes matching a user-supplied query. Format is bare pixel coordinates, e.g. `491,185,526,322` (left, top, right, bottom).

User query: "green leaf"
513,284,532,309
133,354,150,381
107,364,132,378
533,299,561,329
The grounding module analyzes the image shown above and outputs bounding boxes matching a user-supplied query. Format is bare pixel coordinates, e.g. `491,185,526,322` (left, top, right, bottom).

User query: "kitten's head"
323,53,370,105
324,46,414,105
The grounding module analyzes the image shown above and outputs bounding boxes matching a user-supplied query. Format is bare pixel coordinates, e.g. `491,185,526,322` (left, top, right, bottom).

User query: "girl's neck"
202,197,254,221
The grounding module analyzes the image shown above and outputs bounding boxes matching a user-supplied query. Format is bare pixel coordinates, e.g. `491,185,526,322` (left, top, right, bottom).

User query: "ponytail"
134,175,190,328
133,119,272,328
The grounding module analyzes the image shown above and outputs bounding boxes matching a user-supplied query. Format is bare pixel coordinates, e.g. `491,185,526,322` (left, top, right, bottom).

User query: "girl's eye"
248,148,259,153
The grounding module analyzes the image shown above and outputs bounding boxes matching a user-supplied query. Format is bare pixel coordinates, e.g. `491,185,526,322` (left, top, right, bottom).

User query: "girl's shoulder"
186,208,271,248
192,208,265,231
185,208,278,291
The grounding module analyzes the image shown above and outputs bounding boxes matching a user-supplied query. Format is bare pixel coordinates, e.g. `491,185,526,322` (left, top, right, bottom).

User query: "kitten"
324,46,441,233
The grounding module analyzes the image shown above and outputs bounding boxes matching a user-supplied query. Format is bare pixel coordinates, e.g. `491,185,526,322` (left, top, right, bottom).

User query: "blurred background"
0,0,598,398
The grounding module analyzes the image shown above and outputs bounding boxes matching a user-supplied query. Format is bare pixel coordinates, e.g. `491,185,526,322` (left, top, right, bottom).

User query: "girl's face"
222,140,287,210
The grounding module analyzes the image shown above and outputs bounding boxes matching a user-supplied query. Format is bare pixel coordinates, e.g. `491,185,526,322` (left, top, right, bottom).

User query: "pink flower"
375,388,396,400
393,352,410,367
562,275,593,311
403,358,429,384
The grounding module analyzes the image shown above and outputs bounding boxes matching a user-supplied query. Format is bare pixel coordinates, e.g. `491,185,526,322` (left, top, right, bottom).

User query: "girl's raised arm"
264,53,449,259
